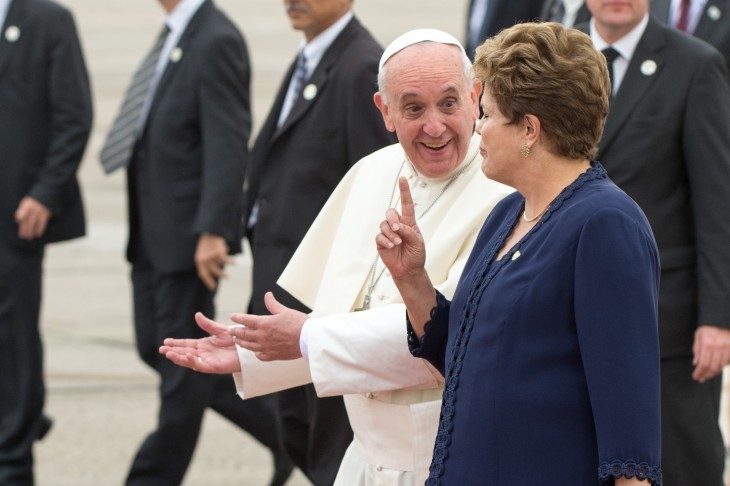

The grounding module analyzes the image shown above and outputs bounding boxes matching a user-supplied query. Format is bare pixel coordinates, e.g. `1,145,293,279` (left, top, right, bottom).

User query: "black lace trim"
598,460,662,485
407,290,450,355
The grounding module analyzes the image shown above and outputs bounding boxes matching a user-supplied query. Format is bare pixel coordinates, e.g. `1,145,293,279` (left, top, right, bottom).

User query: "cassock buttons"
5,25,20,42
170,47,183,63
708,6,722,21
303,84,317,100
640,60,657,76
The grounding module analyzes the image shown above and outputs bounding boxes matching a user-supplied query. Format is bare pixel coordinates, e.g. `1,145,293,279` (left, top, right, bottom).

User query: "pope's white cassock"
233,133,511,485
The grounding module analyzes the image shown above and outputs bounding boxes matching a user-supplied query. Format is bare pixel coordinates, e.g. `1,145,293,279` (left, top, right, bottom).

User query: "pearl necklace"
522,202,550,223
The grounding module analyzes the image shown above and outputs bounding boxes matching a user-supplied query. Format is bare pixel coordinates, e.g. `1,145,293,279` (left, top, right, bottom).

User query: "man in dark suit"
540,0,591,27
0,0,92,482
100,1,291,484
243,1,395,483
583,1,730,484
465,0,544,58
651,0,730,72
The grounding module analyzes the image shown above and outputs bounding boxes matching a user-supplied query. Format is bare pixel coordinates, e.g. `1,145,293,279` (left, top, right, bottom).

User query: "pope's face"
374,43,481,178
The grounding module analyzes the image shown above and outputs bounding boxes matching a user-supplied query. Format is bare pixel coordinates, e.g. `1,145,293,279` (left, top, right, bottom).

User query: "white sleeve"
307,304,442,397
231,346,313,399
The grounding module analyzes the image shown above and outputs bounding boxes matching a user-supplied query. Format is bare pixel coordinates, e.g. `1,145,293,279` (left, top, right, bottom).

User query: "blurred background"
34,1,730,484
37,1,469,485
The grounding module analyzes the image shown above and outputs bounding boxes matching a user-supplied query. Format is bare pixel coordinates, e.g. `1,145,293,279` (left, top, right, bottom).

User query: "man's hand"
229,292,307,361
195,233,232,291
375,176,426,283
159,312,242,374
692,325,730,382
15,197,51,240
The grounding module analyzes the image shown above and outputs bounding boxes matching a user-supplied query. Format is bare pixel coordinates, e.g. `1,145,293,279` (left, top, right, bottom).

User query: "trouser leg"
0,245,44,486
126,264,215,486
661,356,725,486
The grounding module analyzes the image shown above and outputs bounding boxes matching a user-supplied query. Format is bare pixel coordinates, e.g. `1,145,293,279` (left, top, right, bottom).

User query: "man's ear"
471,80,483,121
374,92,396,132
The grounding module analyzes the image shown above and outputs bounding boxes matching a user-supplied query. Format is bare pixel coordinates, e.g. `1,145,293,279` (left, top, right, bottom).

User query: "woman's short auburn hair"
474,22,610,160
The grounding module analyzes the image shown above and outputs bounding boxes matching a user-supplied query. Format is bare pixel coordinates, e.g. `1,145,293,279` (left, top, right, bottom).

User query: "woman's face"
475,88,525,186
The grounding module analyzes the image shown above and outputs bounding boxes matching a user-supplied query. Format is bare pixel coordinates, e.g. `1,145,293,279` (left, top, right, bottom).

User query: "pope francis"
160,29,511,485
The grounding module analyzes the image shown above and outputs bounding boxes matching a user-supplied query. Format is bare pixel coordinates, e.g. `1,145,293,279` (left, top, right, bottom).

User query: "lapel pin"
708,5,722,21
303,83,317,100
640,59,657,76
5,25,20,42
511,250,521,261
170,47,183,63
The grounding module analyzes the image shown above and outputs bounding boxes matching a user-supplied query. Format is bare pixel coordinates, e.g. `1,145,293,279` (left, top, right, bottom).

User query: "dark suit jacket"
465,0,544,57
582,17,730,357
0,0,92,249
127,0,249,274
651,0,730,72
244,16,395,314
539,0,591,25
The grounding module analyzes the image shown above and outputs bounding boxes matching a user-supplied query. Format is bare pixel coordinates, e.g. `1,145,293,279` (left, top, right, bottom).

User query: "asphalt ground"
35,1,468,485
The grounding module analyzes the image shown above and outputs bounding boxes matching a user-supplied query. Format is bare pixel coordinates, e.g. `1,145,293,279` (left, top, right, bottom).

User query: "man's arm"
194,27,250,288
22,7,91,238
683,48,730,381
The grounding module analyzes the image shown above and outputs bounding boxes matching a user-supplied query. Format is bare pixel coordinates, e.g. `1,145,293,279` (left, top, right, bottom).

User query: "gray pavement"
31,1,730,484
34,1,468,485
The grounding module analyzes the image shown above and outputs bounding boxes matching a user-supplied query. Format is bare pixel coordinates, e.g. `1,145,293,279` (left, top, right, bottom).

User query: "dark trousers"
661,356,725,486
0,241,44,486
275,385,352,486
126,261,283,486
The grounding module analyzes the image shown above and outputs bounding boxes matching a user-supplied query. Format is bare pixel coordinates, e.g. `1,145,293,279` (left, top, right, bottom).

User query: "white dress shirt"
468,0,489,48
562,0,587,28
590,13,650,96
0,0,12,31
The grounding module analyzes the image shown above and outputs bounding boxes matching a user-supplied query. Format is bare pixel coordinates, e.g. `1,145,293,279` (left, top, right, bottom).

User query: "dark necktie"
291,51,308,101
676,0,692,32
602,47,620,97
100,25,170,174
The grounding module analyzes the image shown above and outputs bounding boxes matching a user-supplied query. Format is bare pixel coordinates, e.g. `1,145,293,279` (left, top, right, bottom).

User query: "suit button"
375,465,383,472
365,392,375,399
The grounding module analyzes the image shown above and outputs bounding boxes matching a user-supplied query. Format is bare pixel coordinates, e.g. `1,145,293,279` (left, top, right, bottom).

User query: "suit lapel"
273,17,361,139
649,0,671,23
146,0,212,128
694,0,729,40
574,4,592,25
600,18,666,154
0,0,24,80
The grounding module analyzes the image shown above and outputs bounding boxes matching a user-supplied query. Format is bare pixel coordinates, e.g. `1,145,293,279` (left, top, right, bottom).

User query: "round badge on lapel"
640,60,657,76
708,5,722,21
303,83,317,100
170,47,183,63
5,25,20,42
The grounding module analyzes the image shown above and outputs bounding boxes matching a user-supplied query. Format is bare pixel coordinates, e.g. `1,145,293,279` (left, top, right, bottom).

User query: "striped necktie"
100,25,170,174
291,51,308,101
675,0,692,32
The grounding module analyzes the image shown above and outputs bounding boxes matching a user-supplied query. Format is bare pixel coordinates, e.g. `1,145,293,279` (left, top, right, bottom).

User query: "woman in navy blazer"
377,23,662,485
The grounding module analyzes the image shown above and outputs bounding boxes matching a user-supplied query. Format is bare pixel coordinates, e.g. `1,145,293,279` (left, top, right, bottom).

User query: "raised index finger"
397,177,416,227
